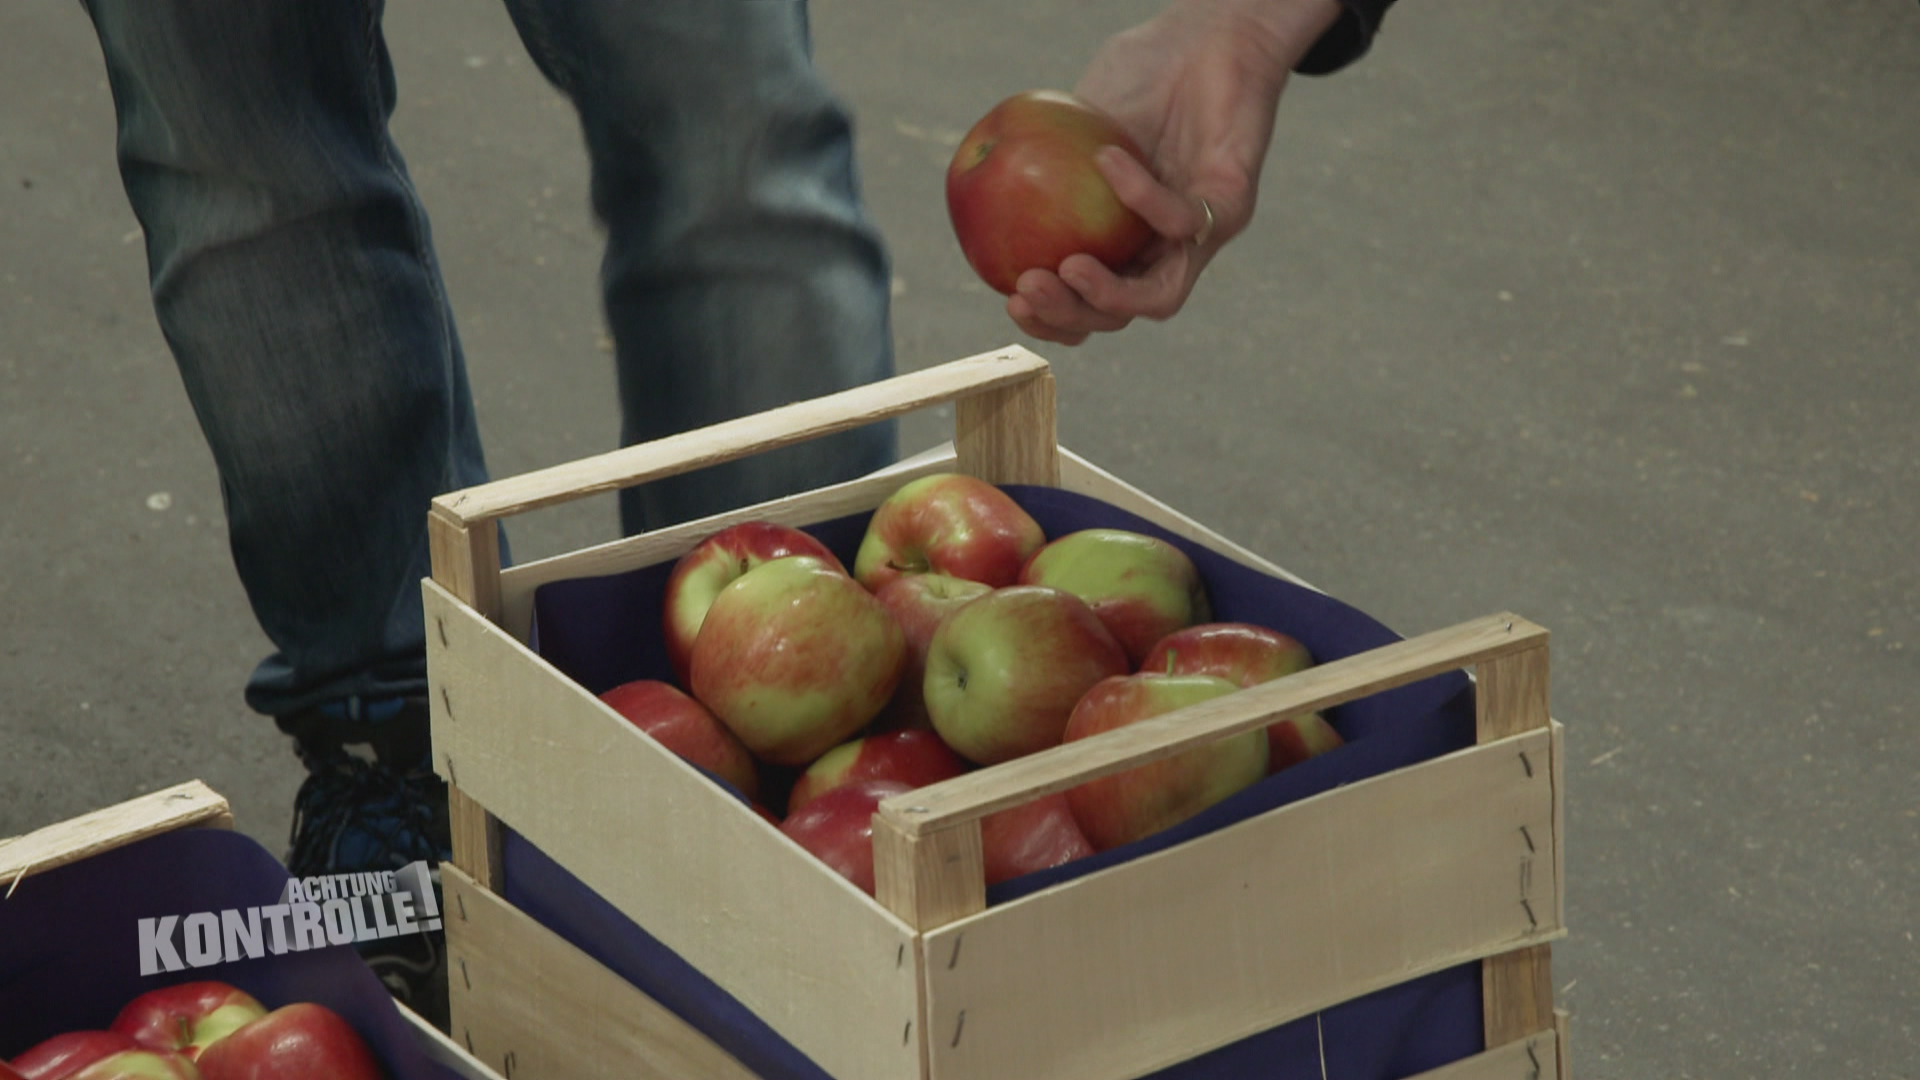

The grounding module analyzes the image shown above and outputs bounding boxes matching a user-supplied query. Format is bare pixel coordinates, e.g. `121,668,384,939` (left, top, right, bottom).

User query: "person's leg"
499,0,897,533
82,0,480,1026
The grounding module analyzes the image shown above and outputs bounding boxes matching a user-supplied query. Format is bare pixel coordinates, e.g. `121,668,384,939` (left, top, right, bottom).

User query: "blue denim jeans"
83,0,897,719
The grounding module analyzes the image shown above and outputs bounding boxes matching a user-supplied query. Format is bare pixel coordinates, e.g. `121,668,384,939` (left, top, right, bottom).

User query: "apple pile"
7,980,384,1080
599,473,1347,897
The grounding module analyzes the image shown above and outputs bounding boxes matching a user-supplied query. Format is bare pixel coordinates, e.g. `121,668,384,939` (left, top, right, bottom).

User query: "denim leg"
83,0,494,718
499,0,898,533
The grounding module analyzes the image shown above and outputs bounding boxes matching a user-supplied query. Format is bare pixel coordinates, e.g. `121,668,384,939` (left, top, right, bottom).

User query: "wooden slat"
0,781,231,889
872,820,986,932
1476,639,1556,1049
1555,1008,1573,1080
431,347,1051,526
428,511,507,894
1403,1028,1559,1080
1056,449,1321,591
399,1001,507,1080
918,727,1564,1080
495,452,959,644
424,583,919,1080
442,865,758,1080
880,614,1549,837
954,371,1060,486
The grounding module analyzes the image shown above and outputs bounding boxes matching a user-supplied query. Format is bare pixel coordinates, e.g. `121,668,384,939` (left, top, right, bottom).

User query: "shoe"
281,697,452,1032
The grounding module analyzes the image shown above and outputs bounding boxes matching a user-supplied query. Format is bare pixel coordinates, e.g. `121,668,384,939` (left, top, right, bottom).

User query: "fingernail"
1061,271,1091,293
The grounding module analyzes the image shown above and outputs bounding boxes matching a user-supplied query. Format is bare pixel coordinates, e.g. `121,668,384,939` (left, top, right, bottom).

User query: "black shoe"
282,697,451,1031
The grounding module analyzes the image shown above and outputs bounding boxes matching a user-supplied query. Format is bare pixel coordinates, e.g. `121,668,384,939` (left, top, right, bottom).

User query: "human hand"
1007,0,1344,345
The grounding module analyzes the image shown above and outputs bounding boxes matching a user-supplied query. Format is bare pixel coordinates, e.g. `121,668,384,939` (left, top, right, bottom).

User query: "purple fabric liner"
0,827,461,1079
513,483,1489,1079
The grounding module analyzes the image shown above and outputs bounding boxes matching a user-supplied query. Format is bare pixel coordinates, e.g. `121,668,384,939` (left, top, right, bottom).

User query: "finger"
1057,246,1197,322
1006,292,1091,347
1016,269,1134,335
1095,146,1208,242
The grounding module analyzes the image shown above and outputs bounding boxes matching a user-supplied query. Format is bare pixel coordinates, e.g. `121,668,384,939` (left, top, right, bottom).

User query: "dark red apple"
981,794,1095,885
779,780,913,896
110,982,266,1061
10,1033,141,1080
194,1003,382,1080
853,474,1046,594
600,678,760,800
788,730,971,814
947,90,1157,295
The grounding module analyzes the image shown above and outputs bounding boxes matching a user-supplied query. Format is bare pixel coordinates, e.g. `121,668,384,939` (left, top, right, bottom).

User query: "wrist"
1194,0,1345,70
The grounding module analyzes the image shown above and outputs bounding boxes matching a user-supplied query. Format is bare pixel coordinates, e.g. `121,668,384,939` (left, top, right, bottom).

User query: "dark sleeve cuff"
1293,0,1396,76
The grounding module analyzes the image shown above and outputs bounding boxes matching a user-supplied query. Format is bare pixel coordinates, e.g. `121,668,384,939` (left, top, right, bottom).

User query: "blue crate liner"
0,827,465,1080
511,483,1486,1079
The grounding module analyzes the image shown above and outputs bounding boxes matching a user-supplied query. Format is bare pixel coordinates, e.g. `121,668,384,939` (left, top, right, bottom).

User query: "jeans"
82,1,898,720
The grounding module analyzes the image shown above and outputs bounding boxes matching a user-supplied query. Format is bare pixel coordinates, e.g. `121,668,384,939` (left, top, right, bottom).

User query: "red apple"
778,780,914,896
788,730,971,814
1141,623,1343,773
689,555,908,766
2,1062,26,1080
195,1004,381,1080
871,573,993,730
981,794,1095,885
1018,529,1210,666
11,1033,141,1080
65,1052,198,1080
1063,673,1268,851
924,586,1130,765
661,522,846,686
946,90,1156,295
110,982,266,1061
852,474,1045,593
600,678,760,800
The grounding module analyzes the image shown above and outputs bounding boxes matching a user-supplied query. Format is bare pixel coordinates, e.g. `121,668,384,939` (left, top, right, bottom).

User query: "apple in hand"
65,1052,198,1080
661,521,845,686
10,1033,141,1080
981,794,1094,885
1018,528,1210,666
1142,622,1344,773
779,780,914,896
853,474,1045,593
947,90,1156,295
690,555,907,766
195,1003,382,1080
1063,673,1268,851
788,730,971,815
924,585,1130,765
871,573,992,730
110,981,267,1061
600,679,760,800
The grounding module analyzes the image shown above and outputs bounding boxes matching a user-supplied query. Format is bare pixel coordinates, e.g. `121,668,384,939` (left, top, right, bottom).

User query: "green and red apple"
599,678,760,800
689,555,907,767
924,585,1129,765
787,730,971,815
1018,528,1210,666
661,521,845,686
1142,622,1344,773
110,982,266,1061
853,474,1045,592
196,1003,383,1080
871,572,992,730
779,780,914,897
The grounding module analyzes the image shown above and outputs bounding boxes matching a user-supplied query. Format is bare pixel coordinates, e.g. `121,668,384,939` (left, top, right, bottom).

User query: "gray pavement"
3,2,1916,1077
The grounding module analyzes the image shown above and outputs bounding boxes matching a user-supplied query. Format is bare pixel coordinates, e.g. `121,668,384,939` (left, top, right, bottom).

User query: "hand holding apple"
947,90,1156,296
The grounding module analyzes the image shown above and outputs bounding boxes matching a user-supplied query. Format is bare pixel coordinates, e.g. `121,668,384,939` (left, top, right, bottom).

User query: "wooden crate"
0,782,505,1080
423,346,1572,1080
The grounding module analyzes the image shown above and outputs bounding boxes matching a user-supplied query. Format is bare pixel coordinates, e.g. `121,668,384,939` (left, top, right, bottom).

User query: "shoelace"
286,747,448,879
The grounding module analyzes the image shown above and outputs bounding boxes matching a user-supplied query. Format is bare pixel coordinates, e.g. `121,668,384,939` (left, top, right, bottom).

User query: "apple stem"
1164,650,1178,675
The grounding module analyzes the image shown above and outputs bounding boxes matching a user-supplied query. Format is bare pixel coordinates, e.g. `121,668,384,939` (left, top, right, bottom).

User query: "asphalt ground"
3,2,1916,1077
